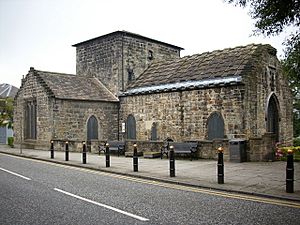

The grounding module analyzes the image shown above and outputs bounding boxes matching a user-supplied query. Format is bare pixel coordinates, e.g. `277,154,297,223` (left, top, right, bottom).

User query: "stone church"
14,31,293,161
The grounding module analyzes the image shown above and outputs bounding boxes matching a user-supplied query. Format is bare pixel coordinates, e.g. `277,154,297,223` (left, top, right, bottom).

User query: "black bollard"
286,149,294,193
65,141,69,161
217,146,224,184
133,143,138,172
50,140,54,159
169,145,175,177
82,141,87,164
105,143,110,167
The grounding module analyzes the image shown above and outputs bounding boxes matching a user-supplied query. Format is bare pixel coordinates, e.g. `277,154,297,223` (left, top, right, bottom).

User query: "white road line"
0,167,32,180
54,188,149,222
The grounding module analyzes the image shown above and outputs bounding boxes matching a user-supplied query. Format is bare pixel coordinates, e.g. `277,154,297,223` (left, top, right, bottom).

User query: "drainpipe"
121,33,125,92
117,101,120,141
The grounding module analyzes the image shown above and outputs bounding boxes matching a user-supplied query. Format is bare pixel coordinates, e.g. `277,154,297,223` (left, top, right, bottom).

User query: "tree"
225,0,300,137
283,38,300,137
225,0,299,36
0,98,14,128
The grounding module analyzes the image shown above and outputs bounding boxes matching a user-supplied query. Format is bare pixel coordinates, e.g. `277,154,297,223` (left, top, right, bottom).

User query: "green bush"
7,137,14,147
294,137,300,147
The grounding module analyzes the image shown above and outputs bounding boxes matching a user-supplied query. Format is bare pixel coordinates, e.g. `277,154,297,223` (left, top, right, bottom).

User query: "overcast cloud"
0,0,290,87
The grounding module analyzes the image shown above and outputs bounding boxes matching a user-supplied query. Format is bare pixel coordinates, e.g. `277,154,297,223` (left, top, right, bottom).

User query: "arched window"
207,112,224,140
87,115,98,141
126,114,136,139
266,94,279,141
25,100,37,139
151,122,158,140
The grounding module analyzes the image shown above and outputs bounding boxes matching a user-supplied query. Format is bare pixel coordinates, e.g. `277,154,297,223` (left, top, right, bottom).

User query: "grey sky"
0,0,289,88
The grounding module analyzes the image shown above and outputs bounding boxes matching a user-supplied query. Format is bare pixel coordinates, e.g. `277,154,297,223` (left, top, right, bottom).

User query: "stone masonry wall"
14,69,54,149
75,34,122,96
52,99,119,146
122,34,180,89
75,32,181,95
243,47,293,145
119,85,245,142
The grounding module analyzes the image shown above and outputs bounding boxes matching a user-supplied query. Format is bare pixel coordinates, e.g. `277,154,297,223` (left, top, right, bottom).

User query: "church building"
13,31,293,161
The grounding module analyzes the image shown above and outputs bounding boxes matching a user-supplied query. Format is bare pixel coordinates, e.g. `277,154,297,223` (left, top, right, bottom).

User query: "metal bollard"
82,141,87,164
50,140,54,159
169,145,175,177
217,146,224,184
286,149,294,193
105,143,110,167
133,143,138,172
65,141,69,161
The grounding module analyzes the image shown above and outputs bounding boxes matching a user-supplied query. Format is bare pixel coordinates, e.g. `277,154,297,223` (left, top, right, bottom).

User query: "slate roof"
124,44,276,95
0,83,19,98
28,68,118,102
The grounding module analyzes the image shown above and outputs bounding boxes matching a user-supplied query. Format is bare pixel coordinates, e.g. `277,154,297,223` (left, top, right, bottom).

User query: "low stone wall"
125,140,164,152
199,139,229,160
248,133,276,161
126,139,229,160
43,135,275,162
51,139,84,152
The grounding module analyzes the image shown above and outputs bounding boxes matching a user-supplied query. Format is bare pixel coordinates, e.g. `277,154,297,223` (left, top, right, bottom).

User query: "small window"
127,68,134,82
148,50,153,60
151,122,158,140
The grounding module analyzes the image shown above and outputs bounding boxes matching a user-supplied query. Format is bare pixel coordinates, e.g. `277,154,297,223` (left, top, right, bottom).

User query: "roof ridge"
181,43,264,59
35,69,76,77
72,30,184,50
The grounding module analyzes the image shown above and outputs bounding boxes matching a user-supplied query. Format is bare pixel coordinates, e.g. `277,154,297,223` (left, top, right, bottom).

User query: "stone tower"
72,31,183,95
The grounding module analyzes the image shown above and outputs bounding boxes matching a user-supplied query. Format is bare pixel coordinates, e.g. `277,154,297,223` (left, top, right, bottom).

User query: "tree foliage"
225,0,300,36
0,98,14,128
282,33,300,97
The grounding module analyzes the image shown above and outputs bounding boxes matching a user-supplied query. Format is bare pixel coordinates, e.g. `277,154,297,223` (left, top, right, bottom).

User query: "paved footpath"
0,145,299,202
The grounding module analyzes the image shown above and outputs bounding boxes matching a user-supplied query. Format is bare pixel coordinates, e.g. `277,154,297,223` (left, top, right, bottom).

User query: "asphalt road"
1,153,299,225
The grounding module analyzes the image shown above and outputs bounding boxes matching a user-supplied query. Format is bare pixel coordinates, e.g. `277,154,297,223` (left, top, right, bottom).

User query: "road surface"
1,153,299,225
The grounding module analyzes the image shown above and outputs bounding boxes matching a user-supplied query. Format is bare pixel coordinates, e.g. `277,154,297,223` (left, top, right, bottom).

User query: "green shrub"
294,137,300,147
7,137,14,147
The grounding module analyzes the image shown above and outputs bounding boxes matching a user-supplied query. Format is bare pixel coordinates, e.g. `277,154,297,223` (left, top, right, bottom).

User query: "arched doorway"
87,115,98,142
207,112,225,140
126,114,136,139
266,94,279,141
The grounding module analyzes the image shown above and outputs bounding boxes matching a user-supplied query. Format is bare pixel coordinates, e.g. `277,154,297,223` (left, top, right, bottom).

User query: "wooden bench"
161,142,198,160
98,141,125,157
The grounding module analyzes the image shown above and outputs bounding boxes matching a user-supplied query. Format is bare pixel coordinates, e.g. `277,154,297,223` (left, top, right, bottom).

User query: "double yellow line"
2,153,300,209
